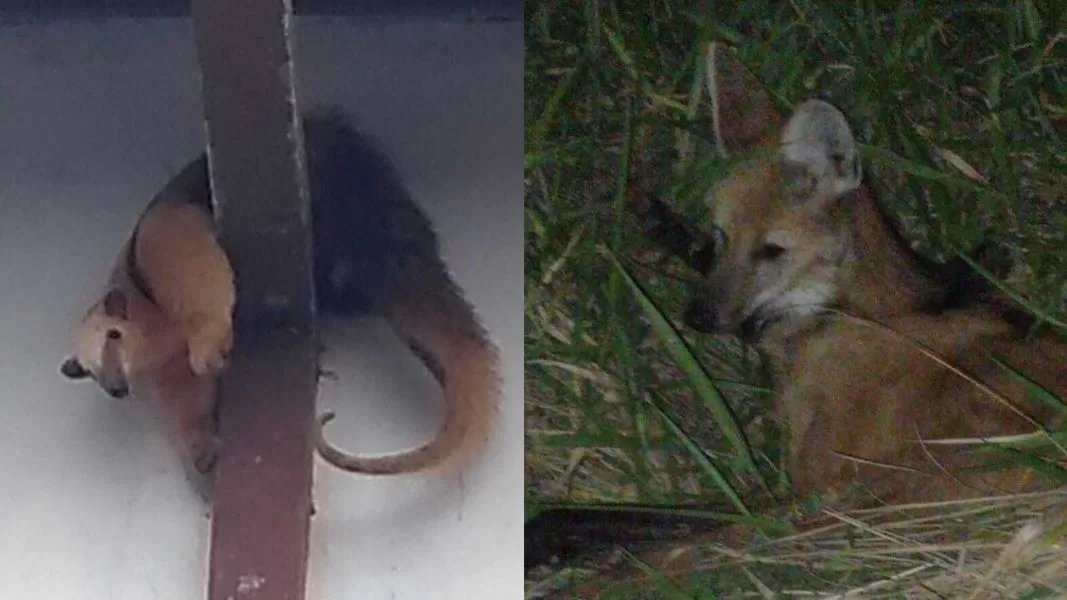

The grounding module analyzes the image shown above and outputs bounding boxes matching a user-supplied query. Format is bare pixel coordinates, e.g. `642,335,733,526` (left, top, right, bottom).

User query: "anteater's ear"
102,288,129,319
704,42,783,159
779,99,862,209
60,357,90,380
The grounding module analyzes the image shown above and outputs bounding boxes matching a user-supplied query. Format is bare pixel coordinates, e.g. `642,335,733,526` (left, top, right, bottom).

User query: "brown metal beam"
189,1,317,599
205,332,317,600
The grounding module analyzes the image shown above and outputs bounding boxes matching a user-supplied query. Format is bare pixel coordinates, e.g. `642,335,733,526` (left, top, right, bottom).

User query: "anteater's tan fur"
61,109,499,480
58,158,234,494
60,154,235,393
132,161,235,377
61,236,225,496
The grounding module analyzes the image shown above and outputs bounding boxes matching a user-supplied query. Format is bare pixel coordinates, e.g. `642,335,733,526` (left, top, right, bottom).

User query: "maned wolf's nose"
684,299,719,333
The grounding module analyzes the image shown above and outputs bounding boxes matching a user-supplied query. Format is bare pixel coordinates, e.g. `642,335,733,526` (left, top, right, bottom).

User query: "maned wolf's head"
60,286,181,398
685,44,863,342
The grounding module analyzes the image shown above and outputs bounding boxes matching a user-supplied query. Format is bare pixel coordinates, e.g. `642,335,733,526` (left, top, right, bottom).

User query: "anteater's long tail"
314,261,500,475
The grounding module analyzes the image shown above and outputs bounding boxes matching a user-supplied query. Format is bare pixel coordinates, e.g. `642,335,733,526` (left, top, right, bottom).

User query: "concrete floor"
0,16,521,600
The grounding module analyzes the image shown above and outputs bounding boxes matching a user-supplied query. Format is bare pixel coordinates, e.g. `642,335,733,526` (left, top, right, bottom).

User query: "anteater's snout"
105,384,129,399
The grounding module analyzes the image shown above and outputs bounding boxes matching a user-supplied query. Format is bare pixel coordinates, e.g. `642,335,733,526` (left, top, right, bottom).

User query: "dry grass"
527,492,1067,599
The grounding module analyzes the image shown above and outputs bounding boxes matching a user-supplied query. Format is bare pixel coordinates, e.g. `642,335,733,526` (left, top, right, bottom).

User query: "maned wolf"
526,42,1067,570
60,108,499,480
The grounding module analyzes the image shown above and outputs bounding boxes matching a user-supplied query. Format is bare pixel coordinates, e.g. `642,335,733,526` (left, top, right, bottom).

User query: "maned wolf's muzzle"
684,297,765,340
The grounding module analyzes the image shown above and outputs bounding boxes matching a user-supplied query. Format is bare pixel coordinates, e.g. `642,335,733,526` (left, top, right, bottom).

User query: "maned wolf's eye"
754,243,786,261
107,329,122,341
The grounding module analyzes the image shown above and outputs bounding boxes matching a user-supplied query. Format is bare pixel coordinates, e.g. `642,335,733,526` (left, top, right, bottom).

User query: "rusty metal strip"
189,1,317,599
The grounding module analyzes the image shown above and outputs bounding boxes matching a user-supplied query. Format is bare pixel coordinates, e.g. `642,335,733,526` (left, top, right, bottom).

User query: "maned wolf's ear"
704,42,783,159
60,357,90,380
103,288,128,319
779,99,862,208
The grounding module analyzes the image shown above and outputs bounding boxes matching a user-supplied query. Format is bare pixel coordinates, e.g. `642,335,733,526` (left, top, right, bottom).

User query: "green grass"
525,0,1067,596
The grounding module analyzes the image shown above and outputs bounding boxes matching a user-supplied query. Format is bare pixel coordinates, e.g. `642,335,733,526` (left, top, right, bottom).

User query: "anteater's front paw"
190,432,221,476
187,320,233,376
186,433,220,503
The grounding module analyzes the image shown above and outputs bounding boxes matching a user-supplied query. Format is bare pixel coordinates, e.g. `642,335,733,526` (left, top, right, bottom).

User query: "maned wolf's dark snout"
685,299,768,340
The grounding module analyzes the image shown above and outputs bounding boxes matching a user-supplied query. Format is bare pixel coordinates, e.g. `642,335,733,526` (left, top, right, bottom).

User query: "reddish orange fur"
703,43,1067,505
534,43,1067,597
